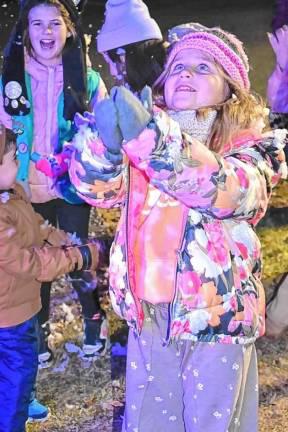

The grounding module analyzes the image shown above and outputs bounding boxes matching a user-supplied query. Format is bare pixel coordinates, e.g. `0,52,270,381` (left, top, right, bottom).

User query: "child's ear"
67,31,72,38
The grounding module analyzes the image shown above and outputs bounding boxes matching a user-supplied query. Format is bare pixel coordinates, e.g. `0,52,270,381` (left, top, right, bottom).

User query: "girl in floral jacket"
69,24,287,432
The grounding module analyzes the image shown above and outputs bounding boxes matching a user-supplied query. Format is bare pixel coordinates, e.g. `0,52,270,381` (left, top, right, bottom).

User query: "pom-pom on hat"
2,0,88,120
97,0,162,53
163,23,250,91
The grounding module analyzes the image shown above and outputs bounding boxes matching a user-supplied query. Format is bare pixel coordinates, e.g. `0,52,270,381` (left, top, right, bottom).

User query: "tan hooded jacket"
0,184,82,327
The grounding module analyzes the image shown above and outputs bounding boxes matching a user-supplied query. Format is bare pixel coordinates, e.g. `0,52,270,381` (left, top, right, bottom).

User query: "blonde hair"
22,0,76,57
153,62,267,153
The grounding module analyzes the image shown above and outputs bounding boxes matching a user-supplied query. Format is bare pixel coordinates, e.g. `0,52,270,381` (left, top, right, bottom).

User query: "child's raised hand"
140,85,153,113
111,86,152,141
31,150,71,179
268,25,288,71
94,97,123,155
74,111,95,129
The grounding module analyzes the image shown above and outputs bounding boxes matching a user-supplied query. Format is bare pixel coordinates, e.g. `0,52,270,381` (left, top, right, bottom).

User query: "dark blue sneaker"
27,399,50,423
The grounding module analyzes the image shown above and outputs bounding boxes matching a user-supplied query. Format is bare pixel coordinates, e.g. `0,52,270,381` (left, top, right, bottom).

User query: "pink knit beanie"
97,0,162,53
164,23,250,90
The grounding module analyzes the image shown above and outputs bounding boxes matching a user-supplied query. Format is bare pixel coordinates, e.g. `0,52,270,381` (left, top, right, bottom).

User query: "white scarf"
167,109,217,144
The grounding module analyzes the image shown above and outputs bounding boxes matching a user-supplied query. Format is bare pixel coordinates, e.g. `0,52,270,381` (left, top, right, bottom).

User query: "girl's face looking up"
164,48,230,111
28,4,70,66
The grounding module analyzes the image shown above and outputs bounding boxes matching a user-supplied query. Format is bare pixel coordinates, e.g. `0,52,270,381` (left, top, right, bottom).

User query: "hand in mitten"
111,86,152,141
31,148,72,179
139,85,153,113
268,25,288,71
74,111,96,130
94,97,123,155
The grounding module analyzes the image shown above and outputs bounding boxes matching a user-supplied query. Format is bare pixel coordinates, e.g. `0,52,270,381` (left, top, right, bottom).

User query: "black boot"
38,321,54,369
82,312,109,359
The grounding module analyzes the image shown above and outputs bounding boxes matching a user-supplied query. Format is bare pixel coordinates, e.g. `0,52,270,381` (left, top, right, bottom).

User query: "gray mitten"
139,85,153,113
94,97,123,154
111,86,152,141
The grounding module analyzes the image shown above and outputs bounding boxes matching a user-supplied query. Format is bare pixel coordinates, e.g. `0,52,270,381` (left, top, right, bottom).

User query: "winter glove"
74,111,96,130
139,85,153,113
111,85,152,141
93,97,123,155
31,148,72,179
267,26,288,72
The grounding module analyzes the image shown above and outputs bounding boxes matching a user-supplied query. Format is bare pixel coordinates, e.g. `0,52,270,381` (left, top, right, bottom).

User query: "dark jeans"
0,316,38,432
32,199,102,326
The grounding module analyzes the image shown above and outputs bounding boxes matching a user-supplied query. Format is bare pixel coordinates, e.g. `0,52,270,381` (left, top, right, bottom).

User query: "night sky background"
0,0,277,96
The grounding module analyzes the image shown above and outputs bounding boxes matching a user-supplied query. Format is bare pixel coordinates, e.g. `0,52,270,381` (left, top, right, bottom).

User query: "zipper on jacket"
46,66,55,153
125,165,141,336
45,66,57,194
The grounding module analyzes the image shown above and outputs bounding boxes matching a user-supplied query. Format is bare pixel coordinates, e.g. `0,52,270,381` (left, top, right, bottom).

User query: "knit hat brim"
163,27,250,91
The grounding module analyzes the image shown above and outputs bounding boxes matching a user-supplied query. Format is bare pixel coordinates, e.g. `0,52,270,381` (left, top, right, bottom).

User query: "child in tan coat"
0,125,101,432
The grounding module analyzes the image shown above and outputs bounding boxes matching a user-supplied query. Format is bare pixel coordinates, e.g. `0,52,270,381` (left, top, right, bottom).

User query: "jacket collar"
25,52,63,84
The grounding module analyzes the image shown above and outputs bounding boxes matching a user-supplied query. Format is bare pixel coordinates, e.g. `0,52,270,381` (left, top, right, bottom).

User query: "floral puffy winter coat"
69,109,287,345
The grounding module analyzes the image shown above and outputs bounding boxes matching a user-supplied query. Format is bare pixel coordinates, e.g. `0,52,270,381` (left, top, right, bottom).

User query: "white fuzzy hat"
97,0,162,53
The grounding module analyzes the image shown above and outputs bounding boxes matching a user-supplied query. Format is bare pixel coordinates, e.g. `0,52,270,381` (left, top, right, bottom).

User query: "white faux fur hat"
97,0,162,53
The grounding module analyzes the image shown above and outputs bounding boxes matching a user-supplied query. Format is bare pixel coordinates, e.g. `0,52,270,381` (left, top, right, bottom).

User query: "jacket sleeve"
87,69,108,110
122,110,287,221
90,76,108,108
269,111,288,130
68,122,126,208
0,209,81,282
33,211,77,247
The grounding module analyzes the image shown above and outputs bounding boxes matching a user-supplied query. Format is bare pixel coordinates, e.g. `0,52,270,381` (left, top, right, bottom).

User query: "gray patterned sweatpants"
122,301,258,432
